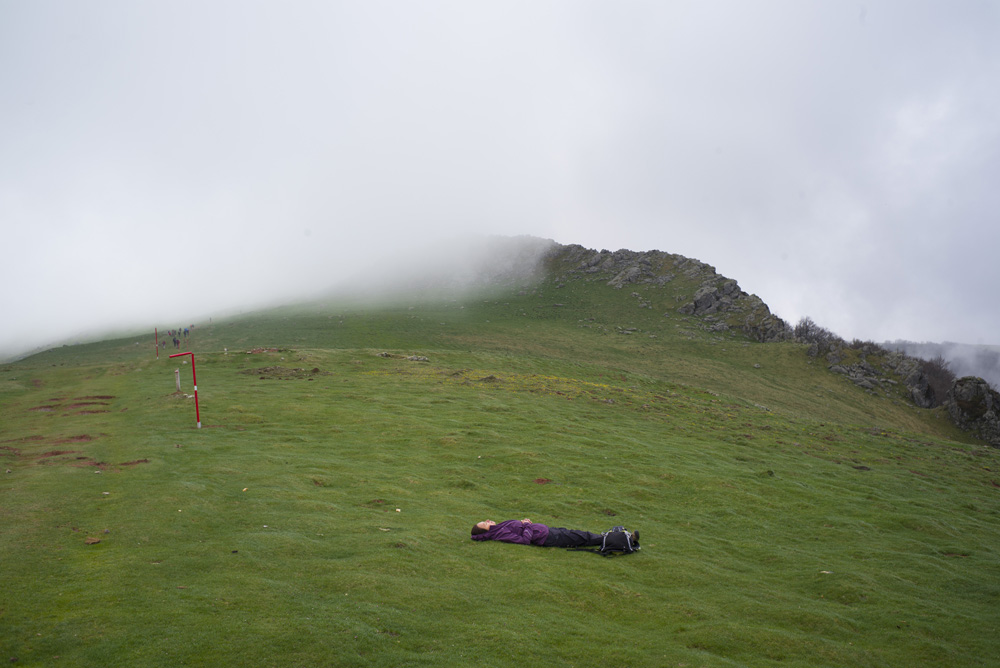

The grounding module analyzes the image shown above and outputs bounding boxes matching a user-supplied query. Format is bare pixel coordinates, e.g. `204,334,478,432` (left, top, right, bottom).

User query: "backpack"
572,526,640,557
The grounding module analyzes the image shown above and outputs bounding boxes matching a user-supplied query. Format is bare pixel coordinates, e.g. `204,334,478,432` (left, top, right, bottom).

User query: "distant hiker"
471,518,639,549
183,328,189,338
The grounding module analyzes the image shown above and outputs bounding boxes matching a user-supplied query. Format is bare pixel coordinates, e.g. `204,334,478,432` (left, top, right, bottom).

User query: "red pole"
190,354,200,428
169,352,201,428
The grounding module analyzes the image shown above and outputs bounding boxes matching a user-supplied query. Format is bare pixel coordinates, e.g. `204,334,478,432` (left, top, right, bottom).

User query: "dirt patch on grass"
0,434,150,471
38,450,80,459
2,435,45,443
7,404,150,469
1,436,44,458
70,459,107,469
55,435,95,443
240,366,331,380
69,457,150,470
29,397,116,413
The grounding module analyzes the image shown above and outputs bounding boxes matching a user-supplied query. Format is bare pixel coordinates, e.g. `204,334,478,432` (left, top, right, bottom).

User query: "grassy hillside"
2,247,999,667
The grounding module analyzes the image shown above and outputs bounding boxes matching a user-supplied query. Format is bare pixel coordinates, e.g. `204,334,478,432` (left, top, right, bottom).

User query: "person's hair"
471,524,488,536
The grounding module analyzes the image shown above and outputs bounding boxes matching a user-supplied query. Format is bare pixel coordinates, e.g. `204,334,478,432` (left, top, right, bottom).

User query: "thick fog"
2,2,999,360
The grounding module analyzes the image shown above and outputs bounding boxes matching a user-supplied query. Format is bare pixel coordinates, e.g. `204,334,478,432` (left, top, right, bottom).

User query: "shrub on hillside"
849,339,889,355
794,317,838,346
922,355,956,408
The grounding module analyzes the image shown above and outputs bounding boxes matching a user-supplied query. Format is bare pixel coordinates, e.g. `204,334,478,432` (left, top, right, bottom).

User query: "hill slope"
2,239,999,667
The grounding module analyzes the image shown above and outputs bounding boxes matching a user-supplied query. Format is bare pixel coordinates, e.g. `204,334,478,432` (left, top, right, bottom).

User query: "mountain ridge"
530,239,997,445
9,235,999,445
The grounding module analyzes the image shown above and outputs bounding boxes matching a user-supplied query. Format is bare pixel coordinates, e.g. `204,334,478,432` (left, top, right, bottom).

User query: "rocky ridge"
546,244,792,343
540,242,998,446
812,341,936,407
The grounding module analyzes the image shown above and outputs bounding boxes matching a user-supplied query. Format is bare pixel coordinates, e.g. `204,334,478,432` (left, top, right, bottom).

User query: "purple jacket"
471,520,550,546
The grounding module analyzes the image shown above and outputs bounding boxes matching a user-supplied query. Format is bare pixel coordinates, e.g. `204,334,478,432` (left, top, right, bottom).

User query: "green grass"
2,273,999,667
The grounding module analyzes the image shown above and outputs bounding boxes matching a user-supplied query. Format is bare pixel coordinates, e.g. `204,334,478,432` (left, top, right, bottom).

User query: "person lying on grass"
471,518,639,548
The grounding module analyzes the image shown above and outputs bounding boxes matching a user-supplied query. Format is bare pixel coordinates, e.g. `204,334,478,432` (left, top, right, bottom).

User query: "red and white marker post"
169,351,201,428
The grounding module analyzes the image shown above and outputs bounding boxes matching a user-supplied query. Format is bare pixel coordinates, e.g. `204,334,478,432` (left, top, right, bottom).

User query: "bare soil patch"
71,459,107,469
240,366,330,380
1,432,143,470
119,459,150,466
38,450,80,459
69,457,149,470
55,435,94,443
30,397,115,413
2,435,45,443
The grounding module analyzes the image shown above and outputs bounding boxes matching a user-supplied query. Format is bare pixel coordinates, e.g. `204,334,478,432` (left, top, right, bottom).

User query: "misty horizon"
3,3,999,359
6,234,1000,369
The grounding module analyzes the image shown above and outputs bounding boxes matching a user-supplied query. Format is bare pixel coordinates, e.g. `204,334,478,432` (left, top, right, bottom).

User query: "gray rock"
946,377,1000,446
608,266,643,288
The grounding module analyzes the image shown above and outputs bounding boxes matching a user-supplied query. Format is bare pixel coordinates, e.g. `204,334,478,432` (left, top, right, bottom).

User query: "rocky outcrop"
946,377,1000,446
678,280,741,316
548,244,791,343
565,246,677,288
883,351,936,408
545,241,998,445
829,360,883,391
806,341,937,407
739,296,792,343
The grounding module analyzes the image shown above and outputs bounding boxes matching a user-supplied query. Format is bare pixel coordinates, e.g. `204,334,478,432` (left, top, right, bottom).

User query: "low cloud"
2,2,998,358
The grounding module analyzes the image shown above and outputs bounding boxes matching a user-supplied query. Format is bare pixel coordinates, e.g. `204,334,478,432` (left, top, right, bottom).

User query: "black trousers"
542,527,603,548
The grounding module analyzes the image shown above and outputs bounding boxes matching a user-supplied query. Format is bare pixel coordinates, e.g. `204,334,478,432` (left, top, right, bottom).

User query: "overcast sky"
2,1,998,359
